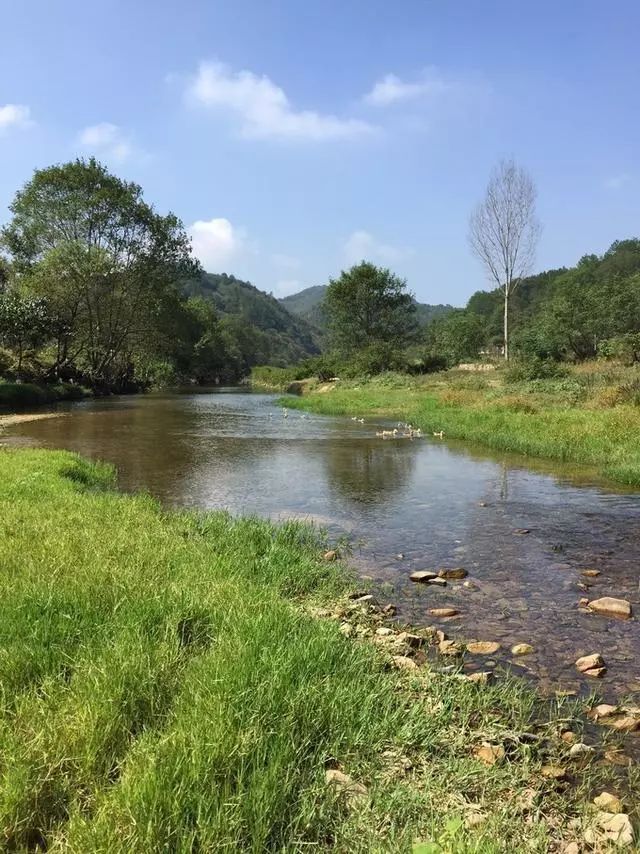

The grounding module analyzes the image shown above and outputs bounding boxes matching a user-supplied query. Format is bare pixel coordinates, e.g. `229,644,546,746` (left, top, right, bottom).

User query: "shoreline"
0,445,636,850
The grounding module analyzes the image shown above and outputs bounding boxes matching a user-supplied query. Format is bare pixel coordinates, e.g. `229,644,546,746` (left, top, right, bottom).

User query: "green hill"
280,285,454,331
184,272,321,366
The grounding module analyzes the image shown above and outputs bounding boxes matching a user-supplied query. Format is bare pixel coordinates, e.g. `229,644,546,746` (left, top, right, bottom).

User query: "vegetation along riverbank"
0,446,637,851
278,362,640,487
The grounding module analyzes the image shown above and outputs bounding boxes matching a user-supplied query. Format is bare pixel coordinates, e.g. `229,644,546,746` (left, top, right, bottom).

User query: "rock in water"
511,643,535,655
429,607,459,617
575,653,606,677
409,570,438,583
587,597,632,619
466,641,501,655
438,567,468,580
438,639,463,656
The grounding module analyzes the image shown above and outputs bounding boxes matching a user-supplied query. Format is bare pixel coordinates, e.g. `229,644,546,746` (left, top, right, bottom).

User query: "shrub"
505,357,569,383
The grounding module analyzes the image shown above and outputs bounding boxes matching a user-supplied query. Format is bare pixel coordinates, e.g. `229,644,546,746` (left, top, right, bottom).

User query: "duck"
433,430,444,439
380,428,399,438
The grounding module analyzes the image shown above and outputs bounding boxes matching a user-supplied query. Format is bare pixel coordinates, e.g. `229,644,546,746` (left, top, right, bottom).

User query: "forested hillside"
280,284,453,332
184,272,321,366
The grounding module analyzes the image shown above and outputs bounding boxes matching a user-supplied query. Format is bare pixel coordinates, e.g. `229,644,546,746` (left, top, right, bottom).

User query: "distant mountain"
184,272,321,365
280,285,454,331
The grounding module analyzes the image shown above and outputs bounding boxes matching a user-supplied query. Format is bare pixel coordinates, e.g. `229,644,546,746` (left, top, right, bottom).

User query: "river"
3,388,640,702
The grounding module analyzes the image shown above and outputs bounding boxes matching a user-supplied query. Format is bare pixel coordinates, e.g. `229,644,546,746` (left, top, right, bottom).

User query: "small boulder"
409,570,438,583
584,812,634,848
575,653,605,675
466,641,500,655
473,742,505,765
569,742,595,758
397,632,425,649
428,577,448,587
588,597,632,619
323,550,338,562
587,703,618,720
604,716,640,733
582,569,601,577
594,792,623,814
438,567,468,580
466,670,493,685
540,765,567,781
375,627,394,637
511,643,534,656
429,607,459,618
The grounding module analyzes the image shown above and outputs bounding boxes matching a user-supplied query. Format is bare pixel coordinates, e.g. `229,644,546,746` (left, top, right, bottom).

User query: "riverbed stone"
473,742,505,765
575,653,605,675
511,643,535,655
438,567,468,580
540,765,567,781
428,577,447,587
587,597,632,619
397,632,425,648
569,742,595,758
429,607,459,618
603,715,640,732
409,570,438,583
323,550,338,562
587,703,618,720
466,670,493,684
375,627,394,637
466,641,500,654
582,569,601,577
594,792,623,814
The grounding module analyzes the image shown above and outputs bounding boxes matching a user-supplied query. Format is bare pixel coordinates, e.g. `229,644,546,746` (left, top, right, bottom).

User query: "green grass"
0,448,632,852
282,367,640,486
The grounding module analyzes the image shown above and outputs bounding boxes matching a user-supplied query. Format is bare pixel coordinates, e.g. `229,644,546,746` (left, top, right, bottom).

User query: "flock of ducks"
277,409,445,440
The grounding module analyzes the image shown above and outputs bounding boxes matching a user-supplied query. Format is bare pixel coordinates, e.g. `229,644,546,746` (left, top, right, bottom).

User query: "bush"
599,333,640,365
406,354,448,375
505,357,569,383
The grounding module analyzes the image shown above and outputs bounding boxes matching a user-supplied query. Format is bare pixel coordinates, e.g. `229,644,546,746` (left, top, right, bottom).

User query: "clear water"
4,388,640,702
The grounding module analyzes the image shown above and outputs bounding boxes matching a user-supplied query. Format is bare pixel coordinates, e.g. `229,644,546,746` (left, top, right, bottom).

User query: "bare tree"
469,159,540,360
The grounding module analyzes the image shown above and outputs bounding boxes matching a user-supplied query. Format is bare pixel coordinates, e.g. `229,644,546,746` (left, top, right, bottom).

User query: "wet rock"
325,769,368,798
473,742,505,765
578,597,590,608
569,742,595,758
429,577,447,587
582,569,601,577
438,639,463,656
584,812,634,848
375,627,394,637
514,528,531,535
575,653,606,677
323,550,338,562
354,594,376,605
435,629,447,643
588,597,632,619
382,603,397,616
429,607,459,618
409,570,438,583
462,580,478,590
594,792,623,814
466,641,500,655
392,655,419,671
511,643,534,656
438,567,468,580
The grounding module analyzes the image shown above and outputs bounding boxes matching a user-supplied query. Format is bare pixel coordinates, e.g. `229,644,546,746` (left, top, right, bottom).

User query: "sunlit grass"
0,448,631,851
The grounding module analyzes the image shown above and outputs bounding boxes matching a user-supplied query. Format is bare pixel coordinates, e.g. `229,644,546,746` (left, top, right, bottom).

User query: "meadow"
0,447,629,851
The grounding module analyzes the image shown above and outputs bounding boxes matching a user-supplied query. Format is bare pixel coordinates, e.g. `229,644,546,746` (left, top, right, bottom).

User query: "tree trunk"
503,289,509,361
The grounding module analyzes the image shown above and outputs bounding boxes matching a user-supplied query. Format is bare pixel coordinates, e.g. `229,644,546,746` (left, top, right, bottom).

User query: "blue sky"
1,0,639,306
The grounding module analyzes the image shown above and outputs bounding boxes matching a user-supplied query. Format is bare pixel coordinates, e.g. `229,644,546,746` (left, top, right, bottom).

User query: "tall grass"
0,449,625,851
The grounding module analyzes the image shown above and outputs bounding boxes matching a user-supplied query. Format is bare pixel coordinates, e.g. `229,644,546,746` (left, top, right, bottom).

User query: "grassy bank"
282,364,640,486
0,380,88,410
0,448,634,851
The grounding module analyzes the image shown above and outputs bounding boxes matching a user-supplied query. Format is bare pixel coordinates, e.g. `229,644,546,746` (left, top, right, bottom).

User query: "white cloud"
78,123,133,162
344,230,414,265
604,173,632,190
274,279,301,297
0,104,33,134
189,217,245,270
186,61,375,141
363,71,451,107
272,252,301,270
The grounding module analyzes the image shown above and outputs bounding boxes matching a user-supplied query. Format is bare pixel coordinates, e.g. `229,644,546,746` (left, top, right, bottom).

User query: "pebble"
409,570,438,583
438,567,468,580
438,639,463,656
593,792,623,814
575,653,606,677
473,743,505,765
582,569,601,577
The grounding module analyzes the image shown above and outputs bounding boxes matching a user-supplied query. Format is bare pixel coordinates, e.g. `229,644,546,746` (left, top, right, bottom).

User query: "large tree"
323,262,417,360
1,158,197,388
469,159,540,360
